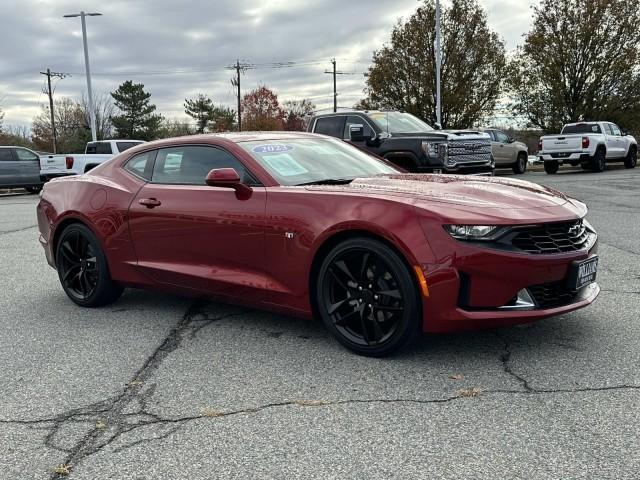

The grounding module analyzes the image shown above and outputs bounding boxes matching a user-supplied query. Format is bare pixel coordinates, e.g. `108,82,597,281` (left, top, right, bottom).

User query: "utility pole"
435,0,442,127
40,69,66,154
228,60,249,131
63,11,102,142
236,60,242,131
325,58,346,113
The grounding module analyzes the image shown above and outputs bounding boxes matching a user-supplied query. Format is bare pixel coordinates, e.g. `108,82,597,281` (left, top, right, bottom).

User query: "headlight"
444,225,506,241
422,141,446,159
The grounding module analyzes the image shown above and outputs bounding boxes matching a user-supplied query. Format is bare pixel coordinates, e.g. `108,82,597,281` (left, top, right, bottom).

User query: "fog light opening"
498,289,535,311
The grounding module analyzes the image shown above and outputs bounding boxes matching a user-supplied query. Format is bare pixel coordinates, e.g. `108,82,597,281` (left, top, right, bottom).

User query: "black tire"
512,153,527,174
590,148,606,173
624,146,637,169
581,163,591,171
26,186,42,194
55,223,123,307
316,237,421,357
544,161,559,174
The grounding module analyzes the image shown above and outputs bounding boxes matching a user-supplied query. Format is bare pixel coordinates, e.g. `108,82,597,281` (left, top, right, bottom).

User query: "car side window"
124,151,157,180
495,131,510,144
0,149,14,161
343,116,374,140
14,148,38,161
604,124,614,135
152,146,258,186
610,124,622,136
313,116,346,138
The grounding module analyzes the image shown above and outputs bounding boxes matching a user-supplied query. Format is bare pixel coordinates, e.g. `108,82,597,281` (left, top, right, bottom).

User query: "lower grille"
528,281,578,309
512,220,593,254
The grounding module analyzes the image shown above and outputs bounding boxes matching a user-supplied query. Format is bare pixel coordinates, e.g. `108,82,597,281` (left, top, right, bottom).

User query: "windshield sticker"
261,153,308,177
252,144,294,154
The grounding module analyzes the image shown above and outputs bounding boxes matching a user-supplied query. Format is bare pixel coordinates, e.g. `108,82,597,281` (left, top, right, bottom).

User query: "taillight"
538,139,543,151
66,156,74,169
582,137,590,149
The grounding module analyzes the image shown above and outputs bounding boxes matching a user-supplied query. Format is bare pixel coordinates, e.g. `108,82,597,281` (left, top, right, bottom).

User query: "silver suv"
0,146,43,193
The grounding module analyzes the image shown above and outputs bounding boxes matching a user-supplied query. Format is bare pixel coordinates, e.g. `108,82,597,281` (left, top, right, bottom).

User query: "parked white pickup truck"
538,121,637,174
43,139,145,176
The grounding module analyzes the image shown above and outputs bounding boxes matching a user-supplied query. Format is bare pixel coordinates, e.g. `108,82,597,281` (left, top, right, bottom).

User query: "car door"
0,148,21,186
493,130,513,166
609,123,625,158
14,148,42,185
343,115,381,156
127,145,267,303
603,123,618,157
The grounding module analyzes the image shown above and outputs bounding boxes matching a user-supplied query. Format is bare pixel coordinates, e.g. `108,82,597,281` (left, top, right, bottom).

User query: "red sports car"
37,132,599,356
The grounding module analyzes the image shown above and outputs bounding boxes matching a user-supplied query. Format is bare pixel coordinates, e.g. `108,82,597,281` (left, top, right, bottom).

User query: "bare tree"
32,97,88,153
80,92,115,140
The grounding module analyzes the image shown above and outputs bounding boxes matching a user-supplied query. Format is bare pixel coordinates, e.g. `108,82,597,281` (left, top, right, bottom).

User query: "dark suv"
307,111,494,174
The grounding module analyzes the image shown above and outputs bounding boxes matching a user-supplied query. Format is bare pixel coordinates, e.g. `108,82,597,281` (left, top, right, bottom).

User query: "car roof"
213,131,321,142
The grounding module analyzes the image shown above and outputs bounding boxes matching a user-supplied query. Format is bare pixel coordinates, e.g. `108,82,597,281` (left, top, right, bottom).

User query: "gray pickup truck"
307,111,495,175
0,146,44,193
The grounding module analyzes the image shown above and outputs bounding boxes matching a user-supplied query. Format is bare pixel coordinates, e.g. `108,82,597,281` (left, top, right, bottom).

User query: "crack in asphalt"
600,241,640,257
0,224,37,236
1,302,640,477
0,300,246,479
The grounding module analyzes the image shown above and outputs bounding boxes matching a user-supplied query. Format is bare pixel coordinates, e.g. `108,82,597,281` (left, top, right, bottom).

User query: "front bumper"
419,232,600,333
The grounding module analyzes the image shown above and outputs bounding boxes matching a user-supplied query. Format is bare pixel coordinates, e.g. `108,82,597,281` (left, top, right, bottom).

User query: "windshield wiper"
296,178,355,186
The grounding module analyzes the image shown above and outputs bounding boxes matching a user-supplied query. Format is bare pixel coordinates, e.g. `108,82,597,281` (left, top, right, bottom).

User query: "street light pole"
435,0,442,128
64,11,102,142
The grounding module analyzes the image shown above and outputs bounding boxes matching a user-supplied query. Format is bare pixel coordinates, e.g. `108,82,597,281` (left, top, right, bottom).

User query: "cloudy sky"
0,0,539,128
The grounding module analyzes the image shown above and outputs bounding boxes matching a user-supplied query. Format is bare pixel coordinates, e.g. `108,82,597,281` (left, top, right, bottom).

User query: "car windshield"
561,124,602,134
238,137,399,186
368,112,433,133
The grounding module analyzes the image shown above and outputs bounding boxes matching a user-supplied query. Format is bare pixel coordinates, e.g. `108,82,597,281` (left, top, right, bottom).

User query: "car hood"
387,131,490,141
305,174,586,223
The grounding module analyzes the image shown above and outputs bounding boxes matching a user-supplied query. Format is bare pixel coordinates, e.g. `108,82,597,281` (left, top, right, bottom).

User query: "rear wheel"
590,148,606,172
544,161,559,174
56,223,123,307
624,146,637,169
316,238,421,357
512,153,527,174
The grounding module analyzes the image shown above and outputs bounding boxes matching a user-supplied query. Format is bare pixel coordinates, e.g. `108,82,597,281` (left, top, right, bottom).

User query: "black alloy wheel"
317,238,421,357
512,153,527,174
544,160,559,174
56,223,123,307
625,147,637,169
591,149,606,172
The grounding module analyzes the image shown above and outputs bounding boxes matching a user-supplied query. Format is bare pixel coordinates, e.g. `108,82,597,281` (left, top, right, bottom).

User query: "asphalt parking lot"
1,167,639,480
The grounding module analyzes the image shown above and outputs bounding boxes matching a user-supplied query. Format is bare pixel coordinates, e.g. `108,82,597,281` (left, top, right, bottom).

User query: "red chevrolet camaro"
37,132,600,356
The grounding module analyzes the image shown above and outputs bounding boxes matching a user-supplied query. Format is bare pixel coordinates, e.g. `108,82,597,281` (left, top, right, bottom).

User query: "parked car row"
538,121,637,174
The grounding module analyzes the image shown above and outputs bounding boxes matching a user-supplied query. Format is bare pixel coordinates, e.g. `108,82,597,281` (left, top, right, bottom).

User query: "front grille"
446,139,492,165
511,220,593,254
528,281,578,309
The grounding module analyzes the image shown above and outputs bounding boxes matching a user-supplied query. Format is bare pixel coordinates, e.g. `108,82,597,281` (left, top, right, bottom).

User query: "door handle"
139,198,161,208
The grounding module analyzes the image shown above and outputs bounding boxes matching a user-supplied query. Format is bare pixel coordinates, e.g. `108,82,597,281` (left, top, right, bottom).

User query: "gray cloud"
0,0,538,127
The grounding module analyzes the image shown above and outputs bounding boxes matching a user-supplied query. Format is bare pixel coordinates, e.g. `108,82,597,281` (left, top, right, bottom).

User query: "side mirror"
434,123,442,130
205,168,252,200
349,124,366,142
509,137,516,143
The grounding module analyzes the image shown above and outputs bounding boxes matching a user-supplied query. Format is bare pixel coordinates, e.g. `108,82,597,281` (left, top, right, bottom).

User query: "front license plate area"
567,256,598,290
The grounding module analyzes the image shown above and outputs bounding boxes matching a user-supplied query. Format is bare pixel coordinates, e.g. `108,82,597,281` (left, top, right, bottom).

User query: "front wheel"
56,223,123,307
316,238,421,357
625,147,637,169
512,153,527,174
544,161,559,174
